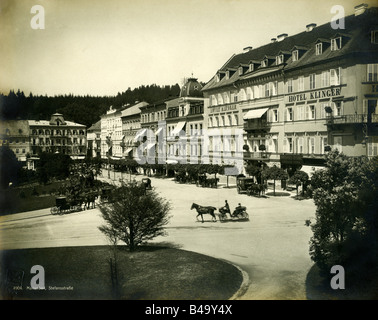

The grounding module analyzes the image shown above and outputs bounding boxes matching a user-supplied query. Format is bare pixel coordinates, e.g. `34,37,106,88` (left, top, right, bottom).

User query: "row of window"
208,114,239,128
217,36,354,83
32,138,85,146
31,129,85,136
282,102,342,122
141,111,167,123
245,135,328,155
210,67,345,106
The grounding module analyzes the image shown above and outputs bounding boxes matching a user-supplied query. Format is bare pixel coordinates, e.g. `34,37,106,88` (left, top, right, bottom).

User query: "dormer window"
331,37,342,51
238,64,249,75
276,54,284,65
292,50,299,62
261,59,268,67
316,43,323,55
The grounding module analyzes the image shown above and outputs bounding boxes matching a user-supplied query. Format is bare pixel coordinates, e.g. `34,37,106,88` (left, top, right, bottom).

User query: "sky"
0,0,377,96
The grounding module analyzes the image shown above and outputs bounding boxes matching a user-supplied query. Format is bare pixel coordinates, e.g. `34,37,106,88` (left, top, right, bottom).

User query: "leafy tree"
0,146,21,188
308,150,378,274
262,165,288,196
36,152,72,184
245,163,262,183
288,169,309,196
98,185,171,251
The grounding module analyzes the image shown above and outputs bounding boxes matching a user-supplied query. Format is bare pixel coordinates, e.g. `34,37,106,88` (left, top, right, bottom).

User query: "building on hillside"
86,120,101,158
202,3,378,175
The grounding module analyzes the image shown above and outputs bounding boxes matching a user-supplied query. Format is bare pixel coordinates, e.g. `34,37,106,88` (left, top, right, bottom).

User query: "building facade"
100,106,123,159
202,4,378,172
0,120,31,163
28,113,87,158
86,120,101,158
121,101,148,159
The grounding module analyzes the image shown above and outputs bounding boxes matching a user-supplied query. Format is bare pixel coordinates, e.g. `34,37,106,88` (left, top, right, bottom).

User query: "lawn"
0,245,243,300
0,181,65,215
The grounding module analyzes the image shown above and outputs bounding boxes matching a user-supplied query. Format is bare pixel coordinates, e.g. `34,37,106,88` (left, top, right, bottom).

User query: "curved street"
0,172,316,300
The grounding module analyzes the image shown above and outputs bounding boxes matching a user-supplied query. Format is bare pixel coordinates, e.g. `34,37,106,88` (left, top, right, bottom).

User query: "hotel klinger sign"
286,87,342,103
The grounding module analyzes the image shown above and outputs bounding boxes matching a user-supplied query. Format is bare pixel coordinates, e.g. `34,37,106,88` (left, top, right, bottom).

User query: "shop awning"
171,121,186,136
243,108,269,120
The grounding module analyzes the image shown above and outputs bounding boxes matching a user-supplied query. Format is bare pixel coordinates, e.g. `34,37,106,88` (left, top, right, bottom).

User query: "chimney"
243,46,253,52
306,23,317,32
271,38,277,43
277,33,288,42
354,3,368,16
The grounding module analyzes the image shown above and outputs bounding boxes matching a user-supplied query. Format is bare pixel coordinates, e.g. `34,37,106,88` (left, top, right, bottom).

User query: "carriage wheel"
241,211,249,219
50,207,59,215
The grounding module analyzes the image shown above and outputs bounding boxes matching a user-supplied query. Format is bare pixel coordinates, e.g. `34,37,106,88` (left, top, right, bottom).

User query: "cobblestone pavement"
0,170,316,299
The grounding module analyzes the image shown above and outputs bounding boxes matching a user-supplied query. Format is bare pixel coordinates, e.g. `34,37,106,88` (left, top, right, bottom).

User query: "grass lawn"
0,181,66,215
0,245,243,300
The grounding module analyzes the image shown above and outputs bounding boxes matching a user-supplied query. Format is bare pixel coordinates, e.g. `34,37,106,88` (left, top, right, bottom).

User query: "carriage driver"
223,200,230,213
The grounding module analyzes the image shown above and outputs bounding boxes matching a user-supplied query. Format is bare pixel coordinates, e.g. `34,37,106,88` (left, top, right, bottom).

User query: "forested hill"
0,84,181,128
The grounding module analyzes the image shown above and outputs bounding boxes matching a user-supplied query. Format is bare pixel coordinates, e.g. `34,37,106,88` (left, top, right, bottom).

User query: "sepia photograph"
0,0,377,306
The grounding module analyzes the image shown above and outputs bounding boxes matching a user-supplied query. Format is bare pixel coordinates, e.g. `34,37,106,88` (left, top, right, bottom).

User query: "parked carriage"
236,177,255,194
50,196,74,215
236,177,266,197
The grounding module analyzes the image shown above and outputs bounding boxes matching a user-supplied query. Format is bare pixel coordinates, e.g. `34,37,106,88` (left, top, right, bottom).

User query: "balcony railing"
327,114,378,125
244,120,270,131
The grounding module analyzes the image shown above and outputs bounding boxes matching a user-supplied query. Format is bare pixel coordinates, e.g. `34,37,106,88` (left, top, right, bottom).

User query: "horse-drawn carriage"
218,205,249,221
191,202,249,223
236,177,255,194
50,196,79,215
196,175,219,188
237,176,266,197
50,191,98,215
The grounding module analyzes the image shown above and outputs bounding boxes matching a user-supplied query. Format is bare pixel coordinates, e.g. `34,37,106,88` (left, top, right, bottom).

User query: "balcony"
243,119,271,132
243,151,277,161
326,114,378,125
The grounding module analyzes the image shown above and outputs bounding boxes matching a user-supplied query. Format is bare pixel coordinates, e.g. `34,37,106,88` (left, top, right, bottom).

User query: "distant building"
86,120,101,158
121,101,148,159
0,120,31,163
28,113,86,158
0,113,87,169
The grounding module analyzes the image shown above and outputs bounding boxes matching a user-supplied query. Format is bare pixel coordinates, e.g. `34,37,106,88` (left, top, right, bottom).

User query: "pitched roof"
203,6,378,91
120,101,148,118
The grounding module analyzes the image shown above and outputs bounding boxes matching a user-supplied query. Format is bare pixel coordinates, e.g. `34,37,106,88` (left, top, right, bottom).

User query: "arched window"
239,89,246,101
246,87,253,100
217,93,224,105
223,92,230,104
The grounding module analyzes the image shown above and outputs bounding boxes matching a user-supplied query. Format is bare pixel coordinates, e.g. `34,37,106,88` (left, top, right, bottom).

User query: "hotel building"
202,4,378,172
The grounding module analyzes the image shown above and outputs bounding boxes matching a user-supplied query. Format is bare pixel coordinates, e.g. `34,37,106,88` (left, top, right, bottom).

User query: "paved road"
0,172,316,300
